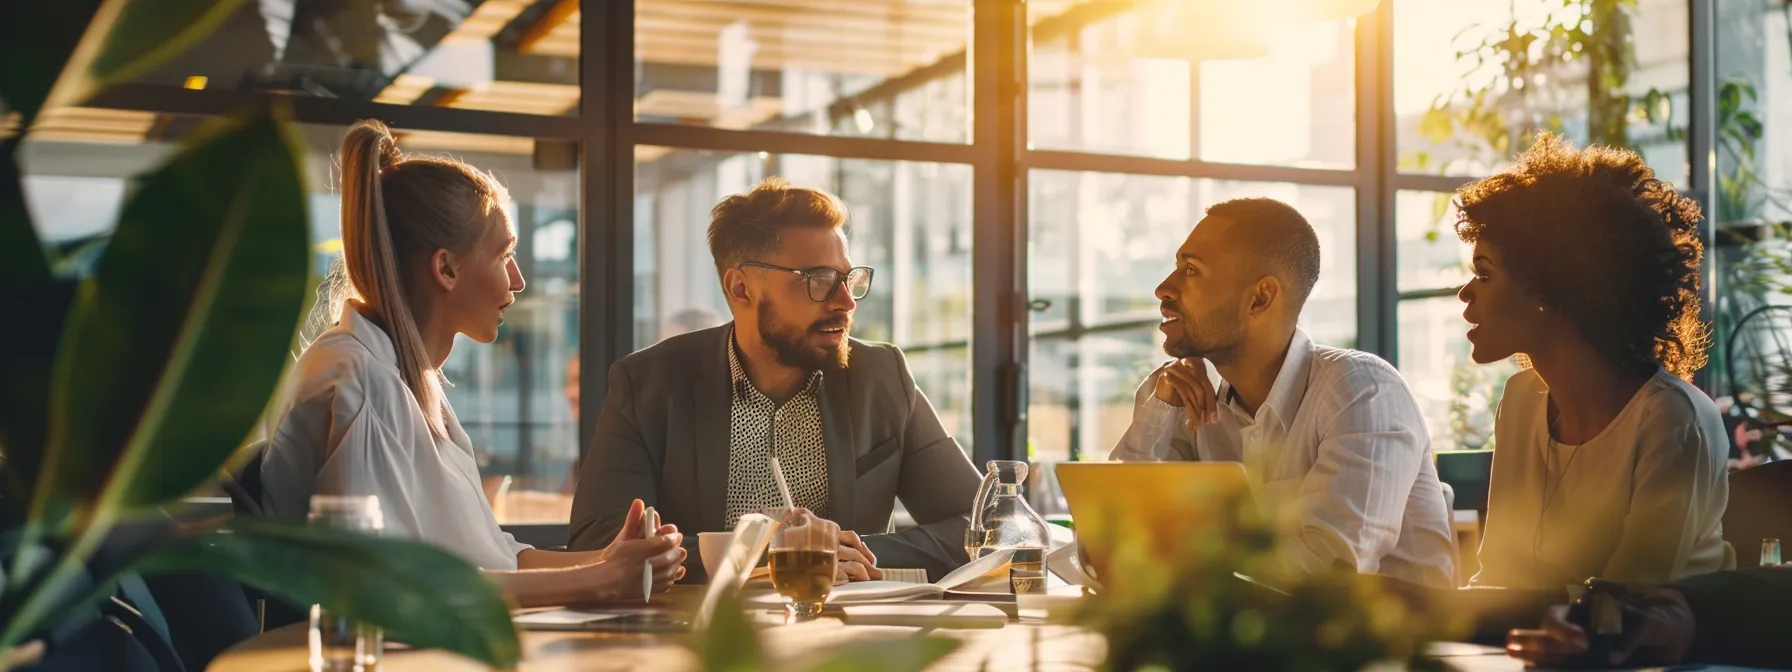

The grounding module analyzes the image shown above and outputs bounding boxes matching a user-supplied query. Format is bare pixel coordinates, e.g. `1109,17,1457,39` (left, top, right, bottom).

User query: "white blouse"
1472,368,1728,589
260,306,531,570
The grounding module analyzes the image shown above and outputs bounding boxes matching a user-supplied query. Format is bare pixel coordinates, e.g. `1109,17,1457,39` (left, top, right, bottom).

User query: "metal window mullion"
972,0,1027,464
578,0,636,459
1688,0,1717,394
1356,1,1397,361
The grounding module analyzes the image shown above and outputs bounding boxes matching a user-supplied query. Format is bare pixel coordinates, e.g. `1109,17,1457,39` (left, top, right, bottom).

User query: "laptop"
1054,461,1251,581
513,513,777,633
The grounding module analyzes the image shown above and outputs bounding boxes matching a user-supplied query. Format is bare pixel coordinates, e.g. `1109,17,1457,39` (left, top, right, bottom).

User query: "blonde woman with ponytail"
262,120,686,606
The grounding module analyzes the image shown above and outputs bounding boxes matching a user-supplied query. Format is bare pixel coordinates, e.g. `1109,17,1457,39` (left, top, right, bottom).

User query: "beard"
1161,296,1246,364
758,297,851,372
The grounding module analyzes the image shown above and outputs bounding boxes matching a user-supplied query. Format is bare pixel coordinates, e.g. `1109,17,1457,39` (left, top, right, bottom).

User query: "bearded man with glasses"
569,177,982,583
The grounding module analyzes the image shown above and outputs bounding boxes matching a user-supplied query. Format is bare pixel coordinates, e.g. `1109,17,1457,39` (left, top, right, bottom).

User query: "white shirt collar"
1219,329,1315,429
338,303,399,366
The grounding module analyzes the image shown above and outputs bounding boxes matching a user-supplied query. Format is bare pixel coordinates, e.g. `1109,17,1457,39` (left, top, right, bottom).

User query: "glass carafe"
968,461,1051,604
967,460,1051,556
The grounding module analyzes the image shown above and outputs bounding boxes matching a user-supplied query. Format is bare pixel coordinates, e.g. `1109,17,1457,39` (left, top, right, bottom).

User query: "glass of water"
1764,538,1782,567
308,495,384,672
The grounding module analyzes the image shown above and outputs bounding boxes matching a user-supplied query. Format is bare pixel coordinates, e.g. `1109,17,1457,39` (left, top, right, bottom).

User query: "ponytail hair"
333,119,509,437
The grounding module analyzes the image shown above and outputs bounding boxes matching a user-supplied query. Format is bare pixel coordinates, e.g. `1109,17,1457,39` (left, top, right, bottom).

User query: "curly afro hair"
1453,133,1708,380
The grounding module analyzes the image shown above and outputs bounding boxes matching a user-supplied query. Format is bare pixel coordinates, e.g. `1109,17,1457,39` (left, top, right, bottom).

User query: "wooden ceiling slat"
634,33,942,69
637,24,960,56
638,3,968,37
518,0,580,53
633,46,922,77
645,0,969,22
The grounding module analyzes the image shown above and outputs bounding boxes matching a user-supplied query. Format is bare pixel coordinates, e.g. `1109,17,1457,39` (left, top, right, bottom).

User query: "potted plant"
0,0,519,667
1063,485,1462,671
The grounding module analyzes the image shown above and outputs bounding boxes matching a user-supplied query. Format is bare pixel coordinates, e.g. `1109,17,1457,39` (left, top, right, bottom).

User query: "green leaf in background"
0,0,105,123
37,107,309,524
801,637,962,672
134,519,521,668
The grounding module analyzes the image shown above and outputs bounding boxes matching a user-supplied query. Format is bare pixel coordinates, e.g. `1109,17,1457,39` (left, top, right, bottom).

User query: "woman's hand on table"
581,498,687,598
1505,588,1695,668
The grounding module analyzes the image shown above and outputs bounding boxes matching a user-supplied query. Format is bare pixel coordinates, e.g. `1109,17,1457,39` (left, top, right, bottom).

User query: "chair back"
1723,459,1792,566
1435,450,1493,514
222,441,267,518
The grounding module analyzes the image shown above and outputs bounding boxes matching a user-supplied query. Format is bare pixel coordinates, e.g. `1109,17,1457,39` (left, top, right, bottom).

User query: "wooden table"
208,606,1109,672
201,586,1643,672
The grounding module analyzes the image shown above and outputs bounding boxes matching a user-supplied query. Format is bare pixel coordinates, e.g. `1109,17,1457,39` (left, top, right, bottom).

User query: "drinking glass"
308,495,384,672
769,512,838,621
1764,538,1782,567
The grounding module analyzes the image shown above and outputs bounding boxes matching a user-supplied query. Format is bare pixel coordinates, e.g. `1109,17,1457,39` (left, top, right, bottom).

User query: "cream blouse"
1472,368,1728,589
260,307,531,570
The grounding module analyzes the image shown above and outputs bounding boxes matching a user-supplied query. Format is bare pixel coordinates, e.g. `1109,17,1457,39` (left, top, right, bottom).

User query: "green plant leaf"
38,106,309,521
0,279,74,512
3,0,245,123
692,589,764,672
134,519,521,668
86,0,246,96
0,0,105,123
1721,80,1742,118
0,138,72,507
801,637,962,672
0,139,52,289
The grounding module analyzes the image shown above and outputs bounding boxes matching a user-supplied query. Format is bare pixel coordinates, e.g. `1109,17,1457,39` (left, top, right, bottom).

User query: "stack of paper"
840,603,1007,628
879,568,929,584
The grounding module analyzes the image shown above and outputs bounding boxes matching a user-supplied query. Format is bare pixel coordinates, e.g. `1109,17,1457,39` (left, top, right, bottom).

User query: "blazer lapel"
693,326,732,533
819,366,858,529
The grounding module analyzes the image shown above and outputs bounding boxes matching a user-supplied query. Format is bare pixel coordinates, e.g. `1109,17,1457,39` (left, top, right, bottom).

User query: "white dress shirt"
1472,368,1728,589
1109,330,1457,588
260,306,532,570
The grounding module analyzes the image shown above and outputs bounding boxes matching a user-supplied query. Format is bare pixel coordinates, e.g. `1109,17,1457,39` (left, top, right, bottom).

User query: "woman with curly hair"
1458,133,1728,589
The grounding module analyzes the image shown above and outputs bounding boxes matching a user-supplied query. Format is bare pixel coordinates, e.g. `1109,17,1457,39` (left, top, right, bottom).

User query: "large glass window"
634,1,971,142
1392,190,1516,450
1394,0,1689,183
632,148,975,450
20,117,582,523
1026,170,1357,463
1027,1,1356,167
1712,0,1792,398
1395,295,1517,451
130,0,580,115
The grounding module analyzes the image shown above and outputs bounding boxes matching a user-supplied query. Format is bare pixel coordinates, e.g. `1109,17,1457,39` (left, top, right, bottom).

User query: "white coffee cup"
698,531,734,579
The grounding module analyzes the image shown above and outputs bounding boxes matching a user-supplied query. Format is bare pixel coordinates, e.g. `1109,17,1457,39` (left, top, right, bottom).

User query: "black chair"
1723,459,1792,567
220,440,266,519
1435,450,1493,516
215,440,308,632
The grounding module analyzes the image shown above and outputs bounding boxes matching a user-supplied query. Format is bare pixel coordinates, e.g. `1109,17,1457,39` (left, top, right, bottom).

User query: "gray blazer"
567,324,981,580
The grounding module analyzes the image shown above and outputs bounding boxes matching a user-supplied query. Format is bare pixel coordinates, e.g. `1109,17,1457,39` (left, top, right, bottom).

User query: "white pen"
640,506,658,603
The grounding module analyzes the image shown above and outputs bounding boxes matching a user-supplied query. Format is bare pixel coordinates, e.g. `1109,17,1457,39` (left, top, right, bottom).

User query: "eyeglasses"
739,262,875,302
